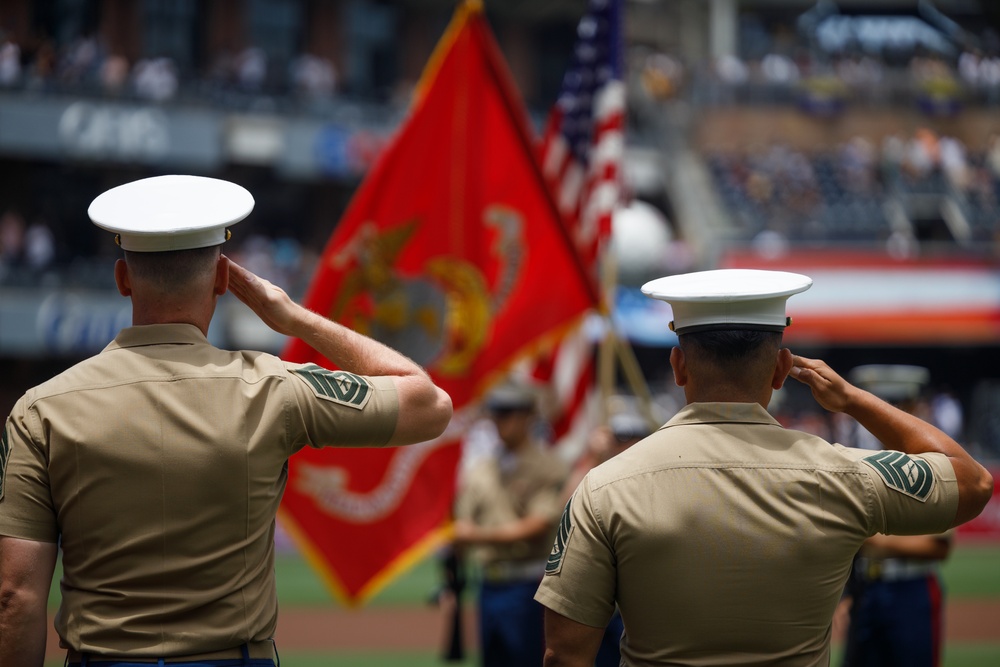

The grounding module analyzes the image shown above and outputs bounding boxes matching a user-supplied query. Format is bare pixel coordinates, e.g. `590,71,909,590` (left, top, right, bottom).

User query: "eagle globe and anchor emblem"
295,204,526,522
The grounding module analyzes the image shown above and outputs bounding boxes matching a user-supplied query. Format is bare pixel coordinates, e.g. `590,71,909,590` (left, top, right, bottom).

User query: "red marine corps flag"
277,0,596,606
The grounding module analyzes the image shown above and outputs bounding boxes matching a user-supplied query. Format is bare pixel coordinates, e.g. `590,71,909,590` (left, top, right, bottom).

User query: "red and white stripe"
540,80,627,277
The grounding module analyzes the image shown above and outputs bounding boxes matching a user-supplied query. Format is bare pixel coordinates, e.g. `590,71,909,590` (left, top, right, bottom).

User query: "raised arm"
789,354,993,526
0,537,58,667
224,256,453,446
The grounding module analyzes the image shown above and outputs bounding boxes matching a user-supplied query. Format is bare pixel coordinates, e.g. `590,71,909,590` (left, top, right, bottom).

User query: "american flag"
539,0,626,278
529,0,626,452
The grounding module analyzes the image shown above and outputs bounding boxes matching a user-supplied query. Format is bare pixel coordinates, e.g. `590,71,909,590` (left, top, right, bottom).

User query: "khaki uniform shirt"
455,441,568,572
0,324,399,657
535,402,959,667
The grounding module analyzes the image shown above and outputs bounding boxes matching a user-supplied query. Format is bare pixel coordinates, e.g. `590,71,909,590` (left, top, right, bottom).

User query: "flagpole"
597,240,617,427
599,215,660,432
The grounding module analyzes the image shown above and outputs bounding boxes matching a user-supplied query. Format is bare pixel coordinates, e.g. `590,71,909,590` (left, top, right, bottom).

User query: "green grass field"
46,543,1000,666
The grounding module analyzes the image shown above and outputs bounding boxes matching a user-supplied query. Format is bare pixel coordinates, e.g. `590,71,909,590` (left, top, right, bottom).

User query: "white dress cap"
641,269,813,334
849,364,930,402
88,175,254,252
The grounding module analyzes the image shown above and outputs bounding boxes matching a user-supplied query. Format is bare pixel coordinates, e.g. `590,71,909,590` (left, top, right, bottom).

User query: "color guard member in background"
535,269,993,667
841,365,954,667
0,175,452,667
453,382,568,667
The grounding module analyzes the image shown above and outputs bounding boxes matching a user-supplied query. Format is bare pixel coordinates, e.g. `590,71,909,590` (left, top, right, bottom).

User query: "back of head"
679,329,783,388
124,245,222,301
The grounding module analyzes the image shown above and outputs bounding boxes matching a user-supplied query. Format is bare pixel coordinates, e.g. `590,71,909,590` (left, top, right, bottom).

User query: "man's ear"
772,348,794,390
670,346,688,387
114,259,131,297
214,254,229,296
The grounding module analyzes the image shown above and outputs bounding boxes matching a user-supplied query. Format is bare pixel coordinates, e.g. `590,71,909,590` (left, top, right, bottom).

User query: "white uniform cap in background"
88,175,254,252
608,412,652,442
849,364,930,402
484,382,538,412
641,269,813,334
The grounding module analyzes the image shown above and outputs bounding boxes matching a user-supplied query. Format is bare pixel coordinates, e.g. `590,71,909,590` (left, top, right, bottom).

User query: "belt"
857,557,939,582
481,560,547,584
66,640,276,664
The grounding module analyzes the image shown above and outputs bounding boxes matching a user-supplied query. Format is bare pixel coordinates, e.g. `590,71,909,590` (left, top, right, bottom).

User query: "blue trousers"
842,575,943,667
478,580,545,667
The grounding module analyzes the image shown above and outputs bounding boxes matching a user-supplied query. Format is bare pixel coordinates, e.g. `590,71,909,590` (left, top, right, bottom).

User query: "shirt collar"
664,402,781,430
105,323,210,351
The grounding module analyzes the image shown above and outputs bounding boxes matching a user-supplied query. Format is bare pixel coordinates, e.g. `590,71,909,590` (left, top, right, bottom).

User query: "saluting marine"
535,268,993,667
0,175,452,667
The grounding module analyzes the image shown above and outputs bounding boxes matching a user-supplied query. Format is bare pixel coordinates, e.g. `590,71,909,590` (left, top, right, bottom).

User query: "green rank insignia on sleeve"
861,451,935,502
291,364,374,410
546,498,575,575
0,424,9,501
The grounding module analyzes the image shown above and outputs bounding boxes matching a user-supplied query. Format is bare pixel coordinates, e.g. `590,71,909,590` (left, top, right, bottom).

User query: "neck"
130,298,215,337
684,384,773,408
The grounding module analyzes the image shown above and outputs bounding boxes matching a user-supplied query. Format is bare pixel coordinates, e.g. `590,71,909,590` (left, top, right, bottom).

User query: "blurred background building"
1,0,999,463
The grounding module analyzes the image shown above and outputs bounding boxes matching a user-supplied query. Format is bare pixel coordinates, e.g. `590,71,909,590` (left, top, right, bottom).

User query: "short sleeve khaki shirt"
0,324,399,657
455,441,568,568
535,402,959,666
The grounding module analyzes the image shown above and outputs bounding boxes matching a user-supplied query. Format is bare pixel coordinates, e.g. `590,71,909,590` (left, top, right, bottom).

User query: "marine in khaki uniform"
0,175,452,667
453,383,568,667
534,269,993,667
841,365,954,667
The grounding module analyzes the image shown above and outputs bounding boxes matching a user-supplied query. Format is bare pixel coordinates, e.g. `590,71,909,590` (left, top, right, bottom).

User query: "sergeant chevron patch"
861,451,934,502
546,498,575,575
291,364,373,410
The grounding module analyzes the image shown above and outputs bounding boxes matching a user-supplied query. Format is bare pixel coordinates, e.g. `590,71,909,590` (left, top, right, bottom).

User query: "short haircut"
678,329,782,385
124,245,221,295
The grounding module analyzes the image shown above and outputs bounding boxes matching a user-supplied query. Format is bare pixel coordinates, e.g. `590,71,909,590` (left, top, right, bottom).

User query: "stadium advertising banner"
719,250,1000,346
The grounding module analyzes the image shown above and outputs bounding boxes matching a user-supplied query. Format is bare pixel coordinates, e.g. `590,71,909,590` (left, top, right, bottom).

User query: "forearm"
862,533,951,560
454,515,552,546
0,537,56,667
287,307,431,380
846,389,992,525
0,589,48,667
846,390,958,459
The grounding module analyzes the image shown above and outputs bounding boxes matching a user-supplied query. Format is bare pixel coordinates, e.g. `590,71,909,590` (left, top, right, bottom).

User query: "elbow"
0,583,37,621
428,387,454,439
402,386,453,445
956,466,995,526
976,467,995,514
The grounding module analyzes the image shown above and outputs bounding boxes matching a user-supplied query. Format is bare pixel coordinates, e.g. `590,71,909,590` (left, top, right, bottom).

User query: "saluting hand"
224,256,303,337
787,355,860,414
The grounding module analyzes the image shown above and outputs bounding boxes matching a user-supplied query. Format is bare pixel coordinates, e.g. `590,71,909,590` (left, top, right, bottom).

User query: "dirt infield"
44,600,1000,660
